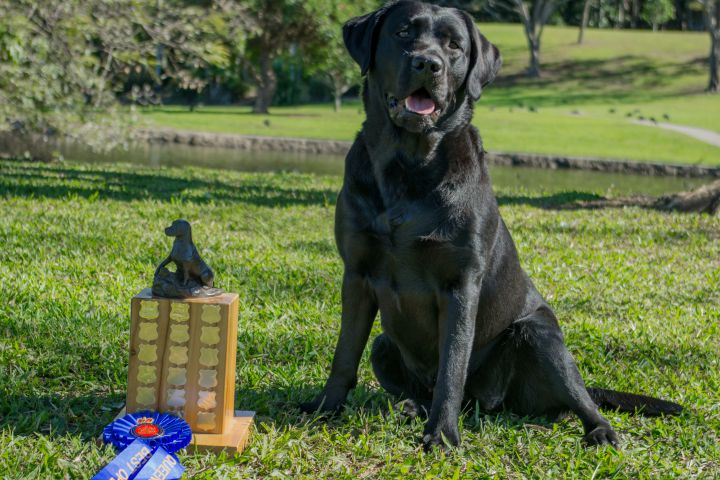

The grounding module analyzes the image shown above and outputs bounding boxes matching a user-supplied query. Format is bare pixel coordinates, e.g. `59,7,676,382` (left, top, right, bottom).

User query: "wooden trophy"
123,219,254,453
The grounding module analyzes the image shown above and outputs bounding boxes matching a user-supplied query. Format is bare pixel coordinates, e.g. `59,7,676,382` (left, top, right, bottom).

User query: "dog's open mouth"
388,88,441,120
405,89,436,115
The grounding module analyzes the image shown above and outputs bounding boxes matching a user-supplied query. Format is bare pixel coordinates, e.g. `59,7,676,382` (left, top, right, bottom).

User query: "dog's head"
344,1,501,133
165,219,191,238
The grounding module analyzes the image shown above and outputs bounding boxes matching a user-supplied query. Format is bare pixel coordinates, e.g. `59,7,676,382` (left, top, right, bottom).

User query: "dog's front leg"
182,263,190,285
154,256,171,277
423,277,481,450
301,271,377,414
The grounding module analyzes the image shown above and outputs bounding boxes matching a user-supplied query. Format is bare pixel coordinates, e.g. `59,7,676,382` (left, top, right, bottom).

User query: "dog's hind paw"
394,399,430,419
583,425,620,448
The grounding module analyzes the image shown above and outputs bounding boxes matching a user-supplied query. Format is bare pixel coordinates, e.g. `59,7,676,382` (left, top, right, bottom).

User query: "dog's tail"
587,388,683,416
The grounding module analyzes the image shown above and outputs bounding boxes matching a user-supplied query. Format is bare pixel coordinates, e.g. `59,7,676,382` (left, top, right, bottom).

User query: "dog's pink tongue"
405,94,435,115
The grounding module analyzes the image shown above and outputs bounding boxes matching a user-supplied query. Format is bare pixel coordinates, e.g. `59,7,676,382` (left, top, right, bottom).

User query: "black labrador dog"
301,0,681,450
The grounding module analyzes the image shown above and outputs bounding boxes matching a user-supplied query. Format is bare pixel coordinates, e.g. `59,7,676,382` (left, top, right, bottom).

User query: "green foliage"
641,0,676,30
0,160,718,478
0,0,230,154
0,1,134,154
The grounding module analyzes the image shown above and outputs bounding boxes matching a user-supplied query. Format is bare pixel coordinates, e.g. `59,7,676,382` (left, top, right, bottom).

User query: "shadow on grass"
239,382,580,445
0,162,338,207
2,162,616,211
497,191,606,208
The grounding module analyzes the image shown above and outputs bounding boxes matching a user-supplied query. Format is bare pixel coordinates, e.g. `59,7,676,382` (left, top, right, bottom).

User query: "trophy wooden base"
190,410,254,453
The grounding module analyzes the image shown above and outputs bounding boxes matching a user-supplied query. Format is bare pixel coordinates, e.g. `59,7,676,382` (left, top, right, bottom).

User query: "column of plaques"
195,304,221,431
135,300,160,409
165,302,191,416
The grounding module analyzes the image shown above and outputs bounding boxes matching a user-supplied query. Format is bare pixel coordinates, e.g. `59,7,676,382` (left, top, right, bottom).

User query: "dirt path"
634,120,720,148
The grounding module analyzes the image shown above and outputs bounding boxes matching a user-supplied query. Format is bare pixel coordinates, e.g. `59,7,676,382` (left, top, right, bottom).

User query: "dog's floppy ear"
343,3,395,75
460,11,502,101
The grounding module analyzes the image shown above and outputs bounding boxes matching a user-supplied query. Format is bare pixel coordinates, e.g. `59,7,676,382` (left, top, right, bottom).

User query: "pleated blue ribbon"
93,411,192,480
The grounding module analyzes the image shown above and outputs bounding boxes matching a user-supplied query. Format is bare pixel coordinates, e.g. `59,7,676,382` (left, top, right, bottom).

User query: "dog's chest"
171,242,194,262
355,193,476,287
367,163,446,244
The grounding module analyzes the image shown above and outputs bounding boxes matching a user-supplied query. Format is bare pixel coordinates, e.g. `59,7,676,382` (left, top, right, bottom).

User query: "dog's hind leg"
371,334,432,418
181,263,191,285
466,335,516,413
505,307,619,447
200,264,214,287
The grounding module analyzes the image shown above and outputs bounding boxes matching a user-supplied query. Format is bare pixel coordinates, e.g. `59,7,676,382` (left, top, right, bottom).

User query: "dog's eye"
448,40,461,50
396,27,410,38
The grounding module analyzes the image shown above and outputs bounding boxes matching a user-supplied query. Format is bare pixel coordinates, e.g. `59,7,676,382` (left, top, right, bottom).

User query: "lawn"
1,160,718,478
142,24,720,166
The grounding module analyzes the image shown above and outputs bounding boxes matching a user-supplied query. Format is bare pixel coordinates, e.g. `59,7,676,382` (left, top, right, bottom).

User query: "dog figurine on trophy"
152,219,223,298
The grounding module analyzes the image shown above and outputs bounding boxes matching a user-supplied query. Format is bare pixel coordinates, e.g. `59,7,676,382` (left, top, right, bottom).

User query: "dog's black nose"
411,55,443,76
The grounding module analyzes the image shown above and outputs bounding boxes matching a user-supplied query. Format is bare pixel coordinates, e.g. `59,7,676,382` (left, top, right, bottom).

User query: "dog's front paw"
583,425,620,448
422,423,461,451
299,389,348,416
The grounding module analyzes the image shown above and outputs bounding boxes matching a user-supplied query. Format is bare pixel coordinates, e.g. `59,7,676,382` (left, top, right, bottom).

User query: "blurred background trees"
0,0,229,154
0,0,718,154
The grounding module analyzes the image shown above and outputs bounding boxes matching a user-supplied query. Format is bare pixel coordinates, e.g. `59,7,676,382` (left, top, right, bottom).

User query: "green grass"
1,160,719,478
141,24,720,166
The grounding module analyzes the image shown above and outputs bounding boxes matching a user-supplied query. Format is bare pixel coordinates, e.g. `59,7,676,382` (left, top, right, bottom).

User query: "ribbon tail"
133,447,185,480
92,439,154,480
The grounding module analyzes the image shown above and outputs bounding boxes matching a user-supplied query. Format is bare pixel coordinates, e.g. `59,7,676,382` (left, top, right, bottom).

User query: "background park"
0,0,719,478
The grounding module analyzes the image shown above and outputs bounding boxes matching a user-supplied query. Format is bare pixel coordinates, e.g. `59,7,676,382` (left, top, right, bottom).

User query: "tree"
487,0,567,77
700,0,719,92
641,0,675,30
243,0,328,114
309,1,377,112
202,0,255,105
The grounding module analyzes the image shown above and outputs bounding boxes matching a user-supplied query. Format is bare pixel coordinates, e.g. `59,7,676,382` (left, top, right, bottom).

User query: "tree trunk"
252,49,276,114
578,0,592,44
528,35,541,77
332,75,343,113
514,0,560,78
654,180,720,214
556,180,720,215
709,32,719,93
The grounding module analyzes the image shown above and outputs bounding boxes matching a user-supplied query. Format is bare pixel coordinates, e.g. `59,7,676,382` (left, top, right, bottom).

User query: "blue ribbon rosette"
93,411,192,480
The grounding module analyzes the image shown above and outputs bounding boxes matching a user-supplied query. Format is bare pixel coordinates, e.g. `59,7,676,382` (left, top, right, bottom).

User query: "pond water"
60,141,707,196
